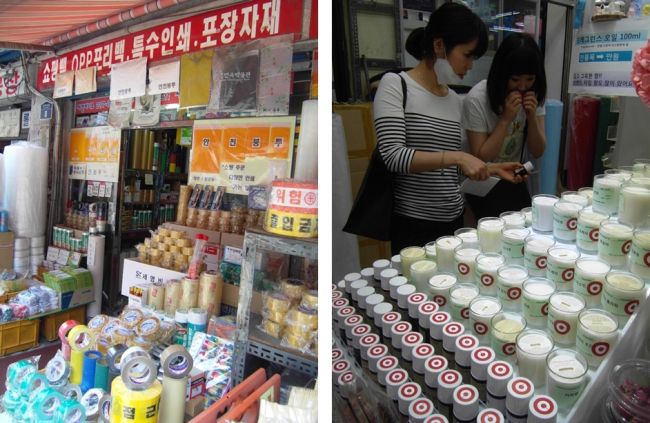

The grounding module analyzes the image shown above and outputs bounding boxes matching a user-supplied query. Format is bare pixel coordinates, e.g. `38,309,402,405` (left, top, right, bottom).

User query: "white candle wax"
500,212,526,230
522,207,532,228
469,297,503,345
576,211,609,252
602,271,645,322
545,353,588,408
631,231,650,279
478,218,506,253
425,242,437,261
436,237,463,273
411,260,438,298
522,278,556,327
578,188,594,207
476,254,506,296
429,273,458,312
574,258,611,307
532,195,559,233
553,202,584,242
593,175,623,215
455,228,479,248
633,159,650,172
491,315,526,359
605,169,632,181
524,236,555,277
449,284,480,324
619,185,650,227
501,228,530,266
497,266,528,310
598,222,634,268
516,331,554,387
454,247,482,283
547,293,586,345
562,192,589,208
576,310,618,368
546,248,580,291
630,176,650,190
401,247,426,282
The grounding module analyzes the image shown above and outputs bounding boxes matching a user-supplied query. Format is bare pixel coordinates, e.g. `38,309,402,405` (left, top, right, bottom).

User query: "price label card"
98,182,106,198
69,164,86,180
67,252,82,267
105,183,113,198
46,247,60,262
93,182,100,197
145,173,154,185
57,249,71,265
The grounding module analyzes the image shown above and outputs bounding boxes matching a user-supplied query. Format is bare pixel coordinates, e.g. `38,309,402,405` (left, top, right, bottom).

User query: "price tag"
98,182,106,198
87,182,94,197
46,247,60,262
67,252,82,268
145,173,154,185
223,246,243,266
57,249,71,265
93,182,100,196
105,183,113,198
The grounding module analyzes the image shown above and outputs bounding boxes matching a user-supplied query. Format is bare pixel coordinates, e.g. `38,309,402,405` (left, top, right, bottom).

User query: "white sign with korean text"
69,163,87,180
110,57,147,100
147,61,180,95
120,258,185,297
0,109,20,138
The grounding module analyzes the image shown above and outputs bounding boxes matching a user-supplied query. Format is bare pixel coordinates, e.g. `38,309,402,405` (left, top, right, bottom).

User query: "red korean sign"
38,0,305,91
75,92,180,115
0,68,25,100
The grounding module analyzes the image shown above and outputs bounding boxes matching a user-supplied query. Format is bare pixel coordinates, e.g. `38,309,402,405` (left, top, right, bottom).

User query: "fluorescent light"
164,104,179,109
495,11,521,18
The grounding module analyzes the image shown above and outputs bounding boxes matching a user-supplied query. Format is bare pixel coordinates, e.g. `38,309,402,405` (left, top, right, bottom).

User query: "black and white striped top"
374,72,464,222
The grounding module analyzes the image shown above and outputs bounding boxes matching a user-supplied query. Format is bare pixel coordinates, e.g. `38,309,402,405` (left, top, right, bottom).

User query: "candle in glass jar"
429,273,458,312
455,228,479,248
545,350,588,409
576,309,618,368
598,221,634,268
522,207,532,228
476,253,506,296
479,218,506,253
561,191,589,207
454,245,482,283
516,330,554,387
546,247,580,291
633,158,650,172
490,312,527,360
578,187,594,206
522,278,556,327
573,258,611,307
602,271,645,323
497,265,529,310
425,242,437,262
411,260,438,297
532,195,560,233
501,228,530,267
524,235,555,277
593,174,624,215
605,168,633,181
619,183,650,227
547,292,586,346
449,284,480,325
499,212,526,230
553,201,584,242
401,247,427,282
576,210,609,253
631,230,650,279
436,236,463,273
469,297,503,345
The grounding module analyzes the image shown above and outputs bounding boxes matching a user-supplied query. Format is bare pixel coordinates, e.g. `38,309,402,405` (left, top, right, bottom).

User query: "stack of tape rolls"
120,347,158,390
98,394,111,423
19,372,48,400
281,279,308,305
301,290,318,310
82,388,107,421
137,316,162,342
96,339,112,356
95,357,109,392
80,350,101,393
176,238,191,248
179,277,199,310
131,335,155,351
59,320,79,360
120,308,144,329
110,374,163,422
147,283,166,311
113,328,136,345
3,390,21,414
164,279,181,315
100,320,120,343
158,345,193,423
198,270,224,316
88,315,109,334
264,179,318,238
45,354,72,389
62,383,83,401
285,306,318,349
7,361,37,392
188,308,208,347
158,227,170,237
32,387,65,422
263,293,291,337
67,325,94,385
107,344,128,394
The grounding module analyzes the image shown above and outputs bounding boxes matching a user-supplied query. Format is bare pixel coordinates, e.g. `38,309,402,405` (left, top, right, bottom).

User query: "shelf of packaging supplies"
27,301,94,321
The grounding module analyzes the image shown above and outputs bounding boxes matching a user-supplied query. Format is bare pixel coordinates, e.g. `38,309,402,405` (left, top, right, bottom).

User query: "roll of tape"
121,347,157,390
94,357,109,393
8,361,36,391
110,378,162,423
107,344,128,373
179,277,199,310
158,228,170,237
265,309,288,324
107,370,119,395
62,383,83,401
263,318,282,337
131,336,154,351
2,389,21,413
68,325,95,352
137,317,162,342
13,249,29,258
30,246,44,256
147,283,166,311
120,309,144,329
176,239,192,248
302,290,318,310
198,270,223,317
100,320,120,341
71,350,84,385
19,372,48,400
80,350,102,393
281,279,307,300
13,256,29,267
29,254,45,265
291,306,318,329
159,374,187,423
96,338,111,356
181,247,194,256
170,230,184,240
82,388,107,419
266,208,318,238
169,245,181,253
98,394,111,422
30,235,46,248
46,355,72,386
286,322,313,338
157,243,170,252
266,293,291,313
164,279,181,315
14,237,29,250
88,315,109,333
159,345,193,379
286,333,310,349
113,328,135,346
32,387,64,421
164,237,175,246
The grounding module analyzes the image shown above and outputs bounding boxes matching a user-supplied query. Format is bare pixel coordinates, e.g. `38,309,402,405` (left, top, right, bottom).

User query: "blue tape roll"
55,399,86,423
80,350,102,394
32,387,64,421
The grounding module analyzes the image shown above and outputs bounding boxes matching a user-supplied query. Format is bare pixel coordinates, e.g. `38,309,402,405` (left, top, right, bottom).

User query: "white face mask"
434,49,462,85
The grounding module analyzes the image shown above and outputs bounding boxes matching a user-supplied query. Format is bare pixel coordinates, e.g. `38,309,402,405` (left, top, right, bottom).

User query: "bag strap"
520,119,528,164
399,74,407,110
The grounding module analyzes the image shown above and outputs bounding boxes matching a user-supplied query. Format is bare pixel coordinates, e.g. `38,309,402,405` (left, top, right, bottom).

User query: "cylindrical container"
435,236,463,273
593,174,623,214
547,292,586,345
506,377,535,422
360,333,380,374
429,312,451,352
397,284,416,321
390,276,408,305
400,247,426,282
413,343,435,388
576,309,618,368
350,279,369,309
602,359,650,423
352,324,372,365
500,211,526,230
408,292,427,329
332,298,350,327
469,296,503,345
528,395,558,423
471,347,496,402
497,265,528,310
574,258,610,307
418,301,438,339
618,182,650,227
148,283,165,311
476,253,505,296
598,221,634,268
478,409,506,423
365,294,383,328
630,230,650,279
164,279,181,315
381,269,399,300
198,271,224,317
80,350,101,393
398,382,422,419
522,207,532,228
478,217,506,253
449,284,479,326
562,191,589,207
428,273,458,312
491,312,526,360
578,187,594,206
522,278,556,327
454,245,482,283
391,255,402,275
411,260,438,297
576,210,610,253
358,286,376,319
425,241,437,261
501,228,530,267
187,308,208,347
545,349,588,409
179,277,199,310
516,330,554,387
374,303,393,341
524,235,555,277
386,368,409,404
344,272,362,300
602,271,644,323
553,201,584,242
377,356,400,392
453,384,480,423
442,322,465,367
381,311,401,352
455,227,479,247
332,360,350,394
424,356,448,407
532,195,560,233
437,370,463,420
391,322,412,365
368,344,388,382
373,259,391,284
360,267,374,286
409,397,435,423
545,247,580,291
344,314,363,346
487,361,514,415
455,334,479,384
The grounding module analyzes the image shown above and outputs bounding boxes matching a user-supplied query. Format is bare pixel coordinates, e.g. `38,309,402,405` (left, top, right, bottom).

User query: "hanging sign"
110,57,148,100
148,61,180,95
68,126,122,182
37,0,305,91
0,68,26,100
0,109,20,138
75,93,180,116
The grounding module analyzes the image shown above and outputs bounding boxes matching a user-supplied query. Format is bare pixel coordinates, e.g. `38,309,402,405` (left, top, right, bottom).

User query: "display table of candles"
333,188,650,423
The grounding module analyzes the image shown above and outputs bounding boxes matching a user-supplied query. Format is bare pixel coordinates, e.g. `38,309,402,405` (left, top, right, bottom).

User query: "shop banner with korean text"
68,126,121,182
189,116,295,194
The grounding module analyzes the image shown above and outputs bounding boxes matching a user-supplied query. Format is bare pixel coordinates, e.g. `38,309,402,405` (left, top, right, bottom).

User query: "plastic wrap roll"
2,143,48,238
164,279,181,315
98,394,111,422
80,350,101,393
179,277,199,310
301,290,318,310
187,308,208,346
158,375,187,423
94,358,109,392
199,270,223,316
31,387,64,421
87,234,105,317
294,100,318,180
30,235,45,247
147,283,165,311
110,378,162,422
82,388,107,420
160,345,193,378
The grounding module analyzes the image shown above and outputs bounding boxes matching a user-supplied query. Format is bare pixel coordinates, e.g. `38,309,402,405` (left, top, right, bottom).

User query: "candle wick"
559,367,574,372
531,343,540,347
561,302,572,307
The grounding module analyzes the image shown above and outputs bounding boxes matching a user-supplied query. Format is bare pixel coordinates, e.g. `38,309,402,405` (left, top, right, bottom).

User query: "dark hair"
487,33,547,116
421,3,488,62
405,27,426,61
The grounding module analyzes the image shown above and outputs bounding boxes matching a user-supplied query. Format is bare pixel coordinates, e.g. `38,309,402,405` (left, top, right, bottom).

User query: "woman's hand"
501,91,522,122
489,162,528,184
455,152,490,181
522,92,538,118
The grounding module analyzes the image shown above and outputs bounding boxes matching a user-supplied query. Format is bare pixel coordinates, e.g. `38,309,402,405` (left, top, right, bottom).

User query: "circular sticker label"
473,348,494,362
589,228,599,242
456,386,476,403
370,345,386,356
562,268,575,282
458,263,470,275
481,274,495,287
622,240,632,254
567,218,578,230
416,344,434,356
458,336,477,349
587,281,603,296
379,357,397,369
445,323,462,335
400,383,419,398
421,303,437,313
433,313,449,323
553,320,571,335
434,295,447,307
592,342,610,357
625,300,640,315
536,256,548,269
542,303,549,316
507,287,522,300
412,399,432,416
502,343,516,356
512,378,533,395
491,363,511,378
334,361,349,372
428,357,445,370
389,370,407,384
474,322,488,335
441,371,460,385
461,307,470,319
479,410,503,423
533,397,556,415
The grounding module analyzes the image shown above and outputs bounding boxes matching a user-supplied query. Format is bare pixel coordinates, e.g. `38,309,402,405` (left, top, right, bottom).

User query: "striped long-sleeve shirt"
374,72,464,222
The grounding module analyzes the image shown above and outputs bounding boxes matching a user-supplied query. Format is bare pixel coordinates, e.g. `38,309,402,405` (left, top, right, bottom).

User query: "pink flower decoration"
631,41,650,109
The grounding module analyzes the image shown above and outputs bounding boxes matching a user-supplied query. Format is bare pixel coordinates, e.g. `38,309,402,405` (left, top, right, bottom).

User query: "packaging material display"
179,277,199,310
257,34,294,116
198,270,224,317
188,332,234,406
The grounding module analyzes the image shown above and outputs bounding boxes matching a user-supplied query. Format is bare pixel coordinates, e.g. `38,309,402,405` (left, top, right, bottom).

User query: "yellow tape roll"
285,333,310,350
175,239,192,248
266,293,291,313
179,277,199,310
290,306,318,329
265,209,318,238
169,245,181,253
286,322,313,338
281,279,307,301
181,247,194,256
301,290,318,310
157,243,170,252
265,309,288,324
110,378,162,423
158,228,170,237
70,349,84,385
170,230,184,240
263,318,282,337
68,325,95,352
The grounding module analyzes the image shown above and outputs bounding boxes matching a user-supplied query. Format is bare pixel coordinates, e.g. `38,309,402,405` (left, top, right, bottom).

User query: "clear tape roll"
159,345,193,379
62,383,83,401
46,355,72,385
100,320,120,341
98,394,111,422
301,290,318,310
121,347,158,390
265,309,288,324
88,315,109,333
32,387,64,421
179,277,199,310
107,344,128,373
120,309,144,329
263,318,282,337
137,317,161,342
148,283,166,311
164,280,181,315
290,306,318,329
82,388,106,419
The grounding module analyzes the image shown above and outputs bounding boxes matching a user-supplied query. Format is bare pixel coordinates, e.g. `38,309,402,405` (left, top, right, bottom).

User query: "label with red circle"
369,345,387,357
630,242,650,269
480,273,495,287
333,291,342,300
420,302,438,314
574,271,605,298
472,347,495,363
361,334,378,346
535,256,548,269
425,416,448,423
522,291,549,320
457,262,470,275
404,332,422,345
399,382,420,399
576,319,616,362
345,315,362,326
393,322,410,334
333,299,348,308
622,240,632,254
507,287,522,300
431,312,450,325
457,335,477,350
454,386,477,404
510,378,533,396
383,312,400,323
415,343,434,358
501,235,525,259
338,306,354,317
340,371,354,384
552,319,571,335
566,217,578,231
388,369,407,384
598,229,631,258
353,324,370,336
601,288,641,317
409,293,426,304
410,399,433,416
478,409,504,423
334,360,350,373
532,396,556,416
489,362,512,378
379,356,398,370
473,321,489,336
427,356,446,371
461,307,470,319
433,295,447,307
440,370,460,386
332,349,342,361
444,323,463,336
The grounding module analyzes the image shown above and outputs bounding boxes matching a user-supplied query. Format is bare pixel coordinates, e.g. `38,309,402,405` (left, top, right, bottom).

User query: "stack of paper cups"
29,236,45,274
13,237,29,274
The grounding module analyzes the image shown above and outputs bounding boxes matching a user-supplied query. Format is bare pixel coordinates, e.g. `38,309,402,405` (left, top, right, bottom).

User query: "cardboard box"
60,286,94,310
184,396,205,420
0,232,15,272
186,368,205,400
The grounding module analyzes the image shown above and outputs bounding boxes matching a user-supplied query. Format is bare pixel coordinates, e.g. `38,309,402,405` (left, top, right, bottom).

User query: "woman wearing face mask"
374,3,527,255
461,33,547,220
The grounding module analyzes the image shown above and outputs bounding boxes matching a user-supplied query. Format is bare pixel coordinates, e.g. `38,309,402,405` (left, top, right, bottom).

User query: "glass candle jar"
478,218,506,253
425,241,437,262
524,235,555,277
545,349,588,409
516,330,554,388
491,312,527,360
532,194,560,233
633,158,650,172
601,359,650,423
602,271,645,323
501,228,530,266
630,230,650,279
499,211,526,230
411,260,438,297
547,292,586,346
619,182,650,228
476,253,506,296
469,296,503,345
436,236,463,273
560,191,589,207
522,278,556,327
578,187,594,206
573,258,611,307
576,210,610,253
497,265,529,310
455,228,479,248
553,201,584,242
454,245,482,283
449,283,480,326
521,207,532,228
605,168,633,181
598,221,634,268
400,247,426,282
593,174,624,215
429,273,458,312
545,247,580,291
576,309,618,368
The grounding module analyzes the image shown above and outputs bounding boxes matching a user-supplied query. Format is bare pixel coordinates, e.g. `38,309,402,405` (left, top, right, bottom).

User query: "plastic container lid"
389,276,408,299
477,408,505,423
418,302,439,329
402,332,424,361
442,322,465,352
425,356,448,388
332,360,350,386
386,369,409,401
487,361,514,396
429,312,452,340
382,312,401,337
471,347,496,381
397,284,417,308
380,269,399,290
408,293,427,318
453,384,480,421
506,377,535,416
437,370,463,404
398,382,422,414
391,322,412,349
368,344,388,372
377,356,399,386
391,255,402,274
373,259,390,279
409,398,434,422
455,335,479,367
359,333,380,360
528,395,558,422
413,343,435,374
